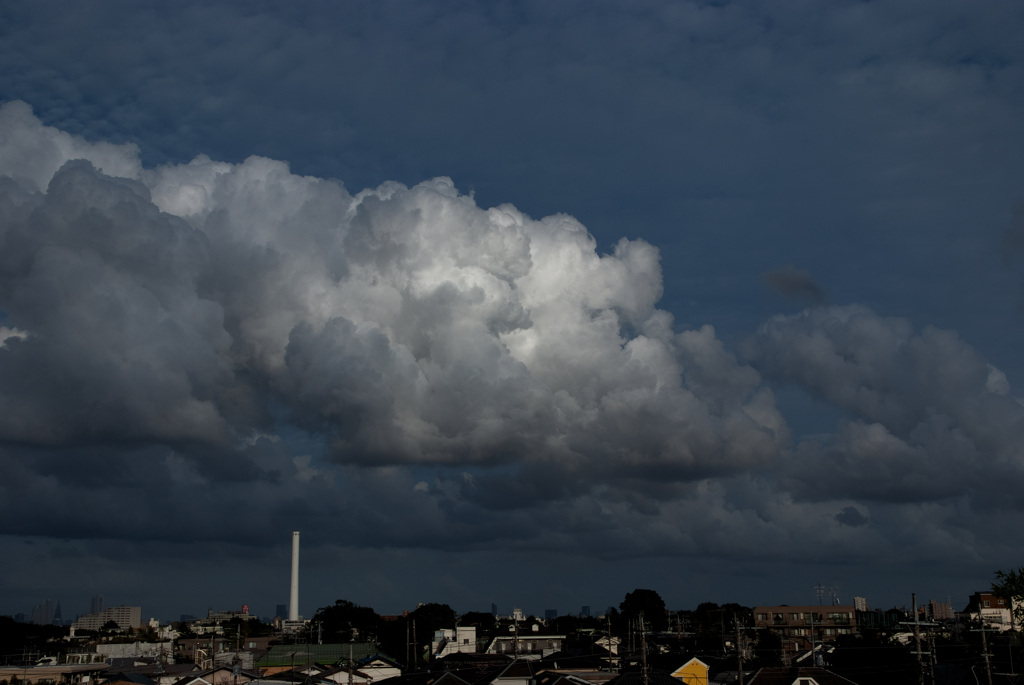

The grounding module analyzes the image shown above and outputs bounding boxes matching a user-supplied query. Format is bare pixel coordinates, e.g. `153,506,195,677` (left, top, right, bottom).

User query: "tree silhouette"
619,589,667,632
992,566,1024,627
311,599,381,643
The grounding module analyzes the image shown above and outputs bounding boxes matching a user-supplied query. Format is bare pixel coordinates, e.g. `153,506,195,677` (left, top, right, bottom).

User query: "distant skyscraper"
52,600,62,624
276,604,287,619
854,596,868,612
491,603,498,617
31,600,53,625
581,605,591,617
91,595,103,614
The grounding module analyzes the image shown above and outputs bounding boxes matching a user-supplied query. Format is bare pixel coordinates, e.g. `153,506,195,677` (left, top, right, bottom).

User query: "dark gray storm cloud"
2,0,1024,617
2,103,1023,604
0,103,791,552
762,266,828,306
747,305,1024,505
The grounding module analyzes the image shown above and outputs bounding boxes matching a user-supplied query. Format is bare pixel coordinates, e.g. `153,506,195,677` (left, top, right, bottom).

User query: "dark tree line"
307,599,456,666
0,616,68,665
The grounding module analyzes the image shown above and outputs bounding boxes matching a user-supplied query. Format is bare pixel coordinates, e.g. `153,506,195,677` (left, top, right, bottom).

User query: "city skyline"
1,588,960,628
1,1,1024,621
0,536,998,625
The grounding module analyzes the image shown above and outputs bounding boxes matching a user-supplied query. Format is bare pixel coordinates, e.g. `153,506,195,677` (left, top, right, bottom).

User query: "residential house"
169,666,261,685
533,673,602,685
744,667,860,684
491,659,537,685
594,636,620,657
964,592,1016,631
257,643,379,674
536,650,617,685
434,627,478,657
669,657,709,685
356,654,403,682
485,635,565,658
100,672,157,685
177,636,271,666
606,671,693,685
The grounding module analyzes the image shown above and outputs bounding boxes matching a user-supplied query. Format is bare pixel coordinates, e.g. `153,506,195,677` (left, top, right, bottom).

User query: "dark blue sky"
1,0,1023,623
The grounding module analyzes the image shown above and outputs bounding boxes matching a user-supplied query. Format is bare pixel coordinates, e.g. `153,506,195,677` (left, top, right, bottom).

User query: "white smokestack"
289,531,300,621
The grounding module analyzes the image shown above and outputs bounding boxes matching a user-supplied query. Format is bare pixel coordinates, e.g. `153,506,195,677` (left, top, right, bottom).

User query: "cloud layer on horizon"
1,100,1022,586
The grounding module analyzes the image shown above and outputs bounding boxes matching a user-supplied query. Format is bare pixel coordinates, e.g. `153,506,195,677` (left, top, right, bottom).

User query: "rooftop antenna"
814,584,826,606
829,586,841,606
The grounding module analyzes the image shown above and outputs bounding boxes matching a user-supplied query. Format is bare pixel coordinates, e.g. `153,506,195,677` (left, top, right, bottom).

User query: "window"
984,600,991,607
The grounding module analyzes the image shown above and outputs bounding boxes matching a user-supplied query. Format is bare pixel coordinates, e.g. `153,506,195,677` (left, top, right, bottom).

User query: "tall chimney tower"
289,531,300,621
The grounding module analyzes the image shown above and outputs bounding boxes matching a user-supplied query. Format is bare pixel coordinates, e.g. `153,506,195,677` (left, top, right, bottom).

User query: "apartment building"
73,605,143,631
753,605,857,653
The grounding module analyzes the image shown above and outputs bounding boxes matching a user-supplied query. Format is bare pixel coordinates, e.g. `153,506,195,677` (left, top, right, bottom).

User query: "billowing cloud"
2,101,1024,617
0,102,787,543
746,305,1024,504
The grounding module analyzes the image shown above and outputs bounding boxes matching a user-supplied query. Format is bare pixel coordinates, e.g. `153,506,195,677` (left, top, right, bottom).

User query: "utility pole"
980,625,993,685
898,595,939,685
1009,635,1017,680
640,613,649,685
928,632,937,685
606,613,614,672
720,609,726,657
736,618,744,685
809,610,816,667
913,594,924,685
